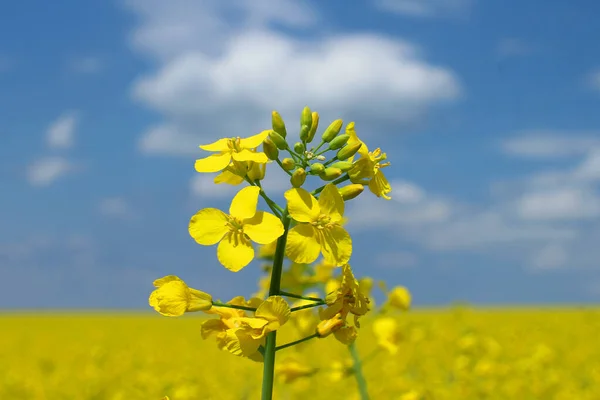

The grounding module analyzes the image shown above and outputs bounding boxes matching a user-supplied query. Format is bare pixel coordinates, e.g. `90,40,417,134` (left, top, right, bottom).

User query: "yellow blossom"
346,122,392,200
188,186,284,271
316,313,345,337
372,317,402,355
285,184,352,265
320,264,370,327
388,286,412,311
148,275,212,317
201,296,290,360
275,357,318,383
214,160,267,186
194,131,270,173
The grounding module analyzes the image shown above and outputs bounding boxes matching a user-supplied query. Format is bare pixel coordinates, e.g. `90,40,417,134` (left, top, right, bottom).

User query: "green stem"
312,140,326,154
245,177,284,217
261,209,291,400
279,291,324,302
348,342,370,400
311,174,351,196
323,156,338,166
275,159,293,176
290,302,325,312
211,302,256,312
276,333,319,351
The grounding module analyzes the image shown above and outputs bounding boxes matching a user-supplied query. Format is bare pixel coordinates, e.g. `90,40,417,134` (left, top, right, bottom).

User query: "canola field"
2,308,600,400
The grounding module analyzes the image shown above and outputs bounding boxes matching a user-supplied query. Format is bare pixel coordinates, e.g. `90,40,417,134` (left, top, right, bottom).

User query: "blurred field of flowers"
2,308,600,400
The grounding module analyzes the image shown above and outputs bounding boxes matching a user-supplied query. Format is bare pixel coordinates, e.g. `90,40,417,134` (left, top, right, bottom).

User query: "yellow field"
2,308,599,400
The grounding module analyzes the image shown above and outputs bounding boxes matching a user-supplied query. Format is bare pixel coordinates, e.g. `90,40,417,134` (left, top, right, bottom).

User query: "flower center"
226,216,244,233
312,213,333,230
227,137,243,152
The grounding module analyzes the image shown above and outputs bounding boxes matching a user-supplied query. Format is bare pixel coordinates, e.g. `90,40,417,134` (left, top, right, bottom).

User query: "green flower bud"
269,130,288,150
300,106,312,130
281,158,296,171
290,168,307,188
307,112,319,143
322,119,343,142
338,184,364,201
328,134,350,150
299,124,310,142
310,163,325,174
329,161,354,172
319,167,343,181
336,142,362,161
263,137,279,160
272,111,287,138
293,142,305,154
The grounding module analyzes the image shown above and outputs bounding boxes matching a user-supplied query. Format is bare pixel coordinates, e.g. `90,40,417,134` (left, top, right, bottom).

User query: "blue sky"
2,0,600,308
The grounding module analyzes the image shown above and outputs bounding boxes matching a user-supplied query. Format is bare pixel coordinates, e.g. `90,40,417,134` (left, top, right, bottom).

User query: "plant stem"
311,174,351,196
275,333,319,351
279,291,324,302
290,302,325,312
348,342,370,400
261,209,291,400
245,177,284,217
211,302,256,312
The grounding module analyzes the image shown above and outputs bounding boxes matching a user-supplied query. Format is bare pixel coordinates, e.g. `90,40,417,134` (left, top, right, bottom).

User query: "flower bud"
263,137,279,160
317,313,345,337
300,106,312,130
290,168,306,188
269,130,288,150
310,163,325,174
299,124,310,142
329,161,354,172
293,142,305,154
336,142,362,161
281,158,296,171
322,119,343,142
307,111,319,142
272,111,287,138
338,184,364,201
328,134,350,150
388,286,411,311
247,162,266,182
319,167,343,181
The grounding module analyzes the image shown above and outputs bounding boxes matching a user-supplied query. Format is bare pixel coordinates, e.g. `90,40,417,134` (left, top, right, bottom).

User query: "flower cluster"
148,106,405,399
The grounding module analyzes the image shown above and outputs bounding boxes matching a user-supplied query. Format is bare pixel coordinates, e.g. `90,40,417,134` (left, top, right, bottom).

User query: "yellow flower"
189,186,284,271
214,160,267,186
201,296,290,360
388,286,411,311
320,264,370,327
258,240,278,260
148,275,212,317
275,357,318,383
285,184,352,265
346,123,392,200
316,313,345,337
194,131,270,173
372,317,402,355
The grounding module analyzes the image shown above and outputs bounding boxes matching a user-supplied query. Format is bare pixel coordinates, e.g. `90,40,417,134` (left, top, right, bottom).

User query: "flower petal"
318,184,344,223
369,169,392,200
232,149,269,163
346,122,369,159
285,188,320,223
229,186,260,220
321,226,352,266
255,296,291,325
189,208,229,245
214,168,245,186
285,224,320,264
333,326,358,344
201,319,227,339
216,329,261,357
217,232,254,272
195,152,232,173
152,275,182,288
243,211,284,244
239,130,270,149
199,138,231,152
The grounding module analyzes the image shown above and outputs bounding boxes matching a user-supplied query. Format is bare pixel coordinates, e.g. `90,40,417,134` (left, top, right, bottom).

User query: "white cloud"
26,157,72,187
516,188,600,221
501,132,600,159
374,0,472,18
46,112,78,149
529,243,568,270
70,56,103,74
127,0,461,156
98,197,135,219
